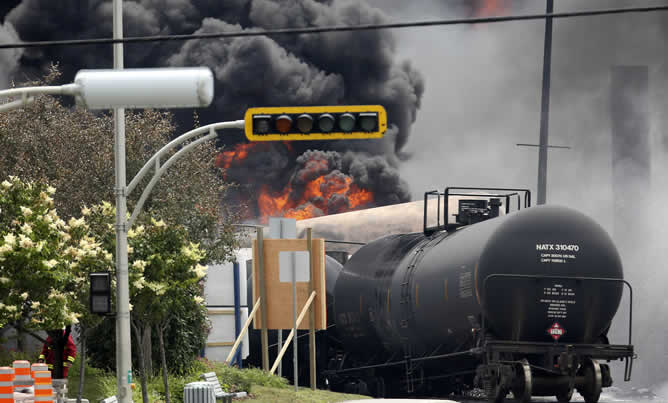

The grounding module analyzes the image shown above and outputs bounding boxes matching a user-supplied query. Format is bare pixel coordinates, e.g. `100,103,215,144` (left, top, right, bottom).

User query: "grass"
248,385,371,403
59,357,370,403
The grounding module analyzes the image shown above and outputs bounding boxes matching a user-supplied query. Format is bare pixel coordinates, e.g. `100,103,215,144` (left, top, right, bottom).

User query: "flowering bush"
0,177,77,330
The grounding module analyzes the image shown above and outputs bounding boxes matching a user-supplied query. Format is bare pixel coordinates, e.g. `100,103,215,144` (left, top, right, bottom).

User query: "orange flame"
218,142,375,222
475,0,508,17
216,143,255,170
257,173,374,222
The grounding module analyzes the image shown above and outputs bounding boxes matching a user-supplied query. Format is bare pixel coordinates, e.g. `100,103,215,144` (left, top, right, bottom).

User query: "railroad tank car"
327,188,634,403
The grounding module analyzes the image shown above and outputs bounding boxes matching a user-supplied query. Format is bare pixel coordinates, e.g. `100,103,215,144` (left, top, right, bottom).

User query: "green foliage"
0,344,39,364
0,177,77,330
66,356,110,402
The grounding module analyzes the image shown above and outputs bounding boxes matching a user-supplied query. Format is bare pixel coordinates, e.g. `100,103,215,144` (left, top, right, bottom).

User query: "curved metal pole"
126,120,244,195
0,84,80,112
128,130,215,227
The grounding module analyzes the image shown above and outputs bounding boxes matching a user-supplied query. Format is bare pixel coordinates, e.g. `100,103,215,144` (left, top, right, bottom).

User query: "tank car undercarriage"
475,339,634,403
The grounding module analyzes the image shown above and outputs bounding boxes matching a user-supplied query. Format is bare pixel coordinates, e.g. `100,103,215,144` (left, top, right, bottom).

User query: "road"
341,388,659,402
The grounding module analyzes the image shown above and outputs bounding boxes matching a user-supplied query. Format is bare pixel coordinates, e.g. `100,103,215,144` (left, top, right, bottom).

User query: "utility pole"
537,0,554,205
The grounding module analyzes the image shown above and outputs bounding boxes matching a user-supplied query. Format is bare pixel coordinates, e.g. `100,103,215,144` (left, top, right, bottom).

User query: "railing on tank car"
423,187,532,235
480,273,634,381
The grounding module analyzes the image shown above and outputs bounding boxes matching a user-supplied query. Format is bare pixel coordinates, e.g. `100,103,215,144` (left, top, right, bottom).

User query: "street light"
0,67,214,112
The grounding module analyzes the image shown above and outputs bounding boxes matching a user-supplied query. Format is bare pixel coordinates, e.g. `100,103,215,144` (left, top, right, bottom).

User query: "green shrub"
0,344,39,364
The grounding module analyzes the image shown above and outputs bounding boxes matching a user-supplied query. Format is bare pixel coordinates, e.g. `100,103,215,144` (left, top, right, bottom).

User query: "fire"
474,0,508,17
257,173,374,222
216,143,255,169
217,142,376,222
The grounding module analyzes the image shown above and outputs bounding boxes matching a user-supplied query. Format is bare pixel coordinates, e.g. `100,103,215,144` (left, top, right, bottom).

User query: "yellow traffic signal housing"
244,105,387,141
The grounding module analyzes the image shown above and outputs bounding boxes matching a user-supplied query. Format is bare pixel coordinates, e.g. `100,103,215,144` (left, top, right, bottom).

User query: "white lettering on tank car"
537,244,580,263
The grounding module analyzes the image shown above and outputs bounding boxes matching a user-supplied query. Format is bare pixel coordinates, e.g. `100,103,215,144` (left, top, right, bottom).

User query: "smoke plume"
0,0,424,221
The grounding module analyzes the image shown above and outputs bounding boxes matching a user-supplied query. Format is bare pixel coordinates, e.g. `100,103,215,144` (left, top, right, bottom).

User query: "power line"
1,5,668,50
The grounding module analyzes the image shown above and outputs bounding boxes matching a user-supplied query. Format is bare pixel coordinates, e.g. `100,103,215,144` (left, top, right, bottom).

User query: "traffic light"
89,272,112,315
244,105,387,141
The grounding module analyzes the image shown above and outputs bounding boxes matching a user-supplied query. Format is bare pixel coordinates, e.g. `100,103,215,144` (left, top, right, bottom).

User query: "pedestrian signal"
89,272,112,315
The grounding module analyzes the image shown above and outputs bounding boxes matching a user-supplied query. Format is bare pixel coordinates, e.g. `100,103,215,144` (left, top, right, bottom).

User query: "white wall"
203,248,251,362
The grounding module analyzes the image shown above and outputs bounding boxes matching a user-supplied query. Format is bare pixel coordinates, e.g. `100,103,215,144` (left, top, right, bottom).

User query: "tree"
83,202,209,403
0,176,112,379
0,177,75,332
63,204,114,401
0,65,239,264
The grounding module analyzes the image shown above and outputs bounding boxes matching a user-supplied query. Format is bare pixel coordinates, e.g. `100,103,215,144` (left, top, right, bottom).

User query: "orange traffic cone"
12,360,32,392
0,367,14,403
33,371,54,403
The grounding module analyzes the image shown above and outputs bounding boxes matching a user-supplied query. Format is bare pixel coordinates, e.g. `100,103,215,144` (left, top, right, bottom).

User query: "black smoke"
0,0,424,219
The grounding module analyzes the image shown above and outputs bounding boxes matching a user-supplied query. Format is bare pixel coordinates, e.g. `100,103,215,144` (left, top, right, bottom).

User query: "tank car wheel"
577,359,602,403
511,359,532,403
372,376,386,398
484,377,506,403
556,387,573,403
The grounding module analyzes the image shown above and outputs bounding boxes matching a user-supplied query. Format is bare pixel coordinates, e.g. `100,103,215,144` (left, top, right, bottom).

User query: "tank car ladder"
399,235,443,393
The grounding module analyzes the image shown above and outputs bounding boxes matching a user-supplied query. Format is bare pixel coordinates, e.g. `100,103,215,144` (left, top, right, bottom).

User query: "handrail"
480,274,633,346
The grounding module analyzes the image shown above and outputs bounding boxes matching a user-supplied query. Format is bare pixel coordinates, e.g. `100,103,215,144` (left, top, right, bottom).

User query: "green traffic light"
339,113,355,132
359,113,378,132
318,114,335,132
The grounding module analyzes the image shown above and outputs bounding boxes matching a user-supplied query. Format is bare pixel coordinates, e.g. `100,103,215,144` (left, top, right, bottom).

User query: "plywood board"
252,239,326,330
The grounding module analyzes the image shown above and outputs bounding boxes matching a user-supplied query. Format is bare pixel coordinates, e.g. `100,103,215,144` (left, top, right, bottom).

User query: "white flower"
5,305,17,312
20,206,33,217
127,245,133,254
68,217,85,228
18,234,33,249
81,206,91,216
104,252,113,262
20,292,28,299
1,180,11,189
0,277,10,284
31,301,40,309
194,296,204,305
0,244,12,254
151,217,166,228
193,264,208,279
132,260,147,271
43,259,58,269
68,312,79,324
133,277,145,289
3,233,16,246
129,303,133,311
20,223,32,235
47,186,56,195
